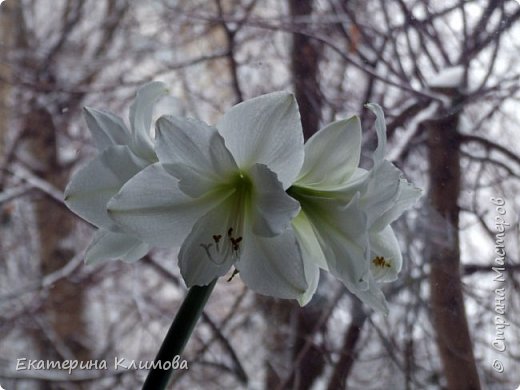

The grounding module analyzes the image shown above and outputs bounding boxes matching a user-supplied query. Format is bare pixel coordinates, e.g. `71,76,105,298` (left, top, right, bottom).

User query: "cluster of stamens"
201,227,243,265
372,256,391,268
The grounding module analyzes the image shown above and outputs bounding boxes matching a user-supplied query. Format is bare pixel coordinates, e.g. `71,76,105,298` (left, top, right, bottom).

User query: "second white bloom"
289,104,422,311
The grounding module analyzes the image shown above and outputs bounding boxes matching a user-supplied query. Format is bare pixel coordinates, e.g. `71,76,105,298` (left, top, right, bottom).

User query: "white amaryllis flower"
289,104,421,311
64,81,172,264
107,92,309,299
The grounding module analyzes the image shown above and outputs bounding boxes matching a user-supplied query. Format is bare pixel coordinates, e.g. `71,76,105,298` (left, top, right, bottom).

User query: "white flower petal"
320,229,369,293
155,116,238,197
129,81,169,161
298,260,320,306
153,96,187,121
298,192,370,292
291,211,328,270
165,164,222,199
178,205,238,287
217,91,304,188
83,107,130,150
371,179,422,232
107,163,228,247
365,103,387,163
369,226,402,283
360,161,401,229
292,212,323,305
249,164,300,237
352,273,389,314
85,229,149,264
301,269,320,306
296,116,362,190
237,227,308,300
326,168,370,204
64,145,147,229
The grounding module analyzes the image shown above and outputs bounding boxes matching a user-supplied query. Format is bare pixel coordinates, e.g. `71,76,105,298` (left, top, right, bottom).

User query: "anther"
372,256,391,268
227,268,239,282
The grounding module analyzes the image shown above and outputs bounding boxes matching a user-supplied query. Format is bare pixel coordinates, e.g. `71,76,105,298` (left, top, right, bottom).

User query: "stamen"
372,256,391,268
201,229,243,265
212,234,222,251
227,268,240,282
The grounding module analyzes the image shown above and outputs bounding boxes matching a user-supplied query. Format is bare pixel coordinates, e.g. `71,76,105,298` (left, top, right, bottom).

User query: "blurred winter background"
0,0,519,389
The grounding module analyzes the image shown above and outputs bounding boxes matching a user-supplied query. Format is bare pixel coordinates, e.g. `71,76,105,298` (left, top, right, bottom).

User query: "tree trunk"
0,0,14,273
8,2,91,387
289,0,322,139
20,104,90,390
427,100,481,390
0,3,11,159
23,105,90,357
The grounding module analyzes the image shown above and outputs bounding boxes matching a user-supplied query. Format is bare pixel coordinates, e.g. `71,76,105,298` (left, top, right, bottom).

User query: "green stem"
142,278,217,390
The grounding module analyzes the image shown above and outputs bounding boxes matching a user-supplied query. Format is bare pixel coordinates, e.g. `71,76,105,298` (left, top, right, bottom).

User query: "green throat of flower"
288,184,337,203
287,184,337,221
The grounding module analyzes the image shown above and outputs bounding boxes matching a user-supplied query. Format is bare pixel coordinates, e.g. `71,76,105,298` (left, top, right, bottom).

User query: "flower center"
199,172,252,265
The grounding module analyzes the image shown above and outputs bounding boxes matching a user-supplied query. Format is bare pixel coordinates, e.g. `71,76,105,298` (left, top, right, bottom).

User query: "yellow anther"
372,256,391,268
